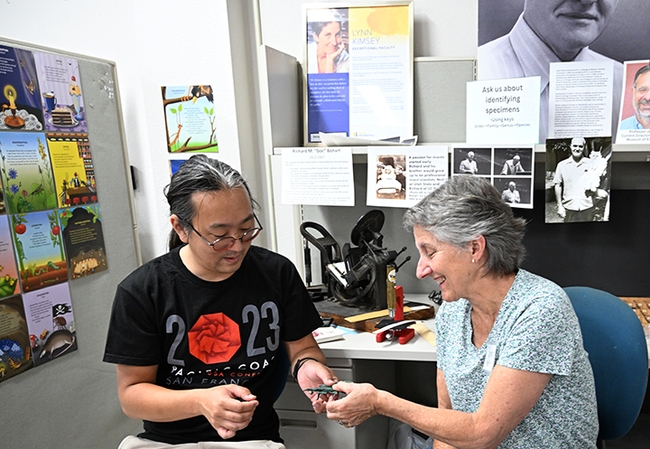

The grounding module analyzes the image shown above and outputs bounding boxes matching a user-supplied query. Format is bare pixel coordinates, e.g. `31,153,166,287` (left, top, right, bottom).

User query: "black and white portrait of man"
478,0,647,144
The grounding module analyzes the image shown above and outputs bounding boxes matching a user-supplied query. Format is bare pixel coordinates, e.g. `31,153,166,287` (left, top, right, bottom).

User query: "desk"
316,293,437,362
318,319,437,362
320,293,650,365
319,317,650,366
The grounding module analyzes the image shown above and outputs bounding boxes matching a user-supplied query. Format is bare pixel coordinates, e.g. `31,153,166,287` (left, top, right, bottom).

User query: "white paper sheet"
549,61,614,139
319,132,417,147
281,147,354,206
366,146,448,208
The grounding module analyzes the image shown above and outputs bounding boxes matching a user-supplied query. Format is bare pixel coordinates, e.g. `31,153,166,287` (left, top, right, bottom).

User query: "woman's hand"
325,381,380,427
319,44,344,73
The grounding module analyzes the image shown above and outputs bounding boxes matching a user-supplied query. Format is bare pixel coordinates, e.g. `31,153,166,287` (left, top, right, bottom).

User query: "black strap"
292,357,319,380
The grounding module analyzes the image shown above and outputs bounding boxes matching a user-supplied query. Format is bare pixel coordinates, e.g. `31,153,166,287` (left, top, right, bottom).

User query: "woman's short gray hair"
403,175,526,276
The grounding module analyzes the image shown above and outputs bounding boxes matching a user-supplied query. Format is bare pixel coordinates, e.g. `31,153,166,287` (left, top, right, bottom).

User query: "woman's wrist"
374,388,393,416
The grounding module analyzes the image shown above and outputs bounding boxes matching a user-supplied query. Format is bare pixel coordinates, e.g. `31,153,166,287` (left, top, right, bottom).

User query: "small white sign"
466,77,540,145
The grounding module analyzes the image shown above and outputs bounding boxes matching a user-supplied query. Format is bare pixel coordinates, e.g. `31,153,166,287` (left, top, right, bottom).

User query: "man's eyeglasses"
179,214,263,251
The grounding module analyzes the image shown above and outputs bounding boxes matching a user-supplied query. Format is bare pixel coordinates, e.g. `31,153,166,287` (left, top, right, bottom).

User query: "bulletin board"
0,37,141,448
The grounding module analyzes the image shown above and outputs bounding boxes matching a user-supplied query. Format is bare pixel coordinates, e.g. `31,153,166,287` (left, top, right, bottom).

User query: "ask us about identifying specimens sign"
303,2,413,145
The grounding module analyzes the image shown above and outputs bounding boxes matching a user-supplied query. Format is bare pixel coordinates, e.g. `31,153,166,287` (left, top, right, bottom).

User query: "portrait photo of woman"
307,8,349,74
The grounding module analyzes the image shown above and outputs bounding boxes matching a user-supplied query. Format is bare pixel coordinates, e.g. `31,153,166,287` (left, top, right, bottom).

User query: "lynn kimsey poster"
304,2,413,145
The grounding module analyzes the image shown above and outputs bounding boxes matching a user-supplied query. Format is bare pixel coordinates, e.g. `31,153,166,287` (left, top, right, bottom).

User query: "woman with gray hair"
326,176,598,448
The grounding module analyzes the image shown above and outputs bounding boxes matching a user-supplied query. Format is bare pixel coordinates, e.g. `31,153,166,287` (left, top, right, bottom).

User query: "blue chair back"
564,286,648,442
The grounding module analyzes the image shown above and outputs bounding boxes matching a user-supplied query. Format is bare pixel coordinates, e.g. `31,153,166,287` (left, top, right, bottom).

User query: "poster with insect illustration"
23,282,76,367
0,295,33,381
47,133,98,208
0,215,21,299
0,45,45,131
60,205,107,279
10,210,67,293
33,52,87,133
0,131,57,214
161,85,218,153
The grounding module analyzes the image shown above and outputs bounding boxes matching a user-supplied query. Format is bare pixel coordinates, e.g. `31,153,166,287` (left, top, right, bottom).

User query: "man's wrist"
292,357,319,380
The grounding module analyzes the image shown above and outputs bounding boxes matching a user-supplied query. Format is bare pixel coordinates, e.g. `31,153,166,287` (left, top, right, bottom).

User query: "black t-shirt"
103,246,322,444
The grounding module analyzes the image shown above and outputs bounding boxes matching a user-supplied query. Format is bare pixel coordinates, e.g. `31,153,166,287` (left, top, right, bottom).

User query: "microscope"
300,210,410,311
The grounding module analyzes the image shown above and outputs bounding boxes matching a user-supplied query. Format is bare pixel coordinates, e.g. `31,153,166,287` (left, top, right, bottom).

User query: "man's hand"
296,359,339,413
556,204,566,219
198,385,258,439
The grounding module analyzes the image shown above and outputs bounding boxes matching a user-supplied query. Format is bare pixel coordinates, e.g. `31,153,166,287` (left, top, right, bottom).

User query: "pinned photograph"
545,136,612,223
616,60,650,143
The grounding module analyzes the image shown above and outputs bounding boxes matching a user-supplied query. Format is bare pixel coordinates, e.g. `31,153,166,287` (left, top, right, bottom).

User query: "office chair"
564,286,649,449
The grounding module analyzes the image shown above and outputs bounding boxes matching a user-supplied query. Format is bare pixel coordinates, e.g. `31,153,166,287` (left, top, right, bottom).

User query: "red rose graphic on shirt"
188,313,241,364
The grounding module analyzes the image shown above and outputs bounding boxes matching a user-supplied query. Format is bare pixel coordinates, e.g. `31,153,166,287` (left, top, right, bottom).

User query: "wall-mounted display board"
0,37,141,448
303,1,413,145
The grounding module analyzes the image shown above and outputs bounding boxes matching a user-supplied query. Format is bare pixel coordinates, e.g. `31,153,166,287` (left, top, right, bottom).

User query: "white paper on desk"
281,147,354,206
367,146,448,208
549,60,614,139
312,326,346,343
466,77,540,145
319,132,418,147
